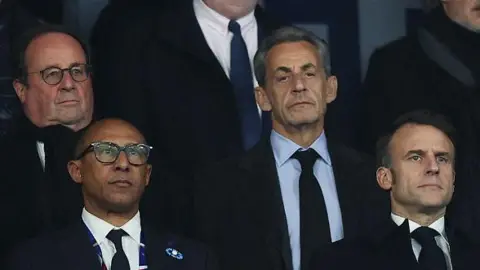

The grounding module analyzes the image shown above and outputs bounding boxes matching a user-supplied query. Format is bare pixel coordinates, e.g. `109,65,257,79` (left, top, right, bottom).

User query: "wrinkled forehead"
26,32,86,70
390,124,454,156
267,41,321,70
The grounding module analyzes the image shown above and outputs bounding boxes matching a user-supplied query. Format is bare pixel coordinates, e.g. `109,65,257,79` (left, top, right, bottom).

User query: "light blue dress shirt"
270,130,344,270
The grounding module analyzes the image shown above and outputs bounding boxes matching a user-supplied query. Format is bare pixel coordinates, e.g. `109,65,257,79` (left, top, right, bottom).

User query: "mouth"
289,101,314,108
418,184,442,189
57,100,79,105
109,179,133,188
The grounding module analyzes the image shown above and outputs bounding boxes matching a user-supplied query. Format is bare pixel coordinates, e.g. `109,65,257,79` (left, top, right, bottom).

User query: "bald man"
6,118,218,270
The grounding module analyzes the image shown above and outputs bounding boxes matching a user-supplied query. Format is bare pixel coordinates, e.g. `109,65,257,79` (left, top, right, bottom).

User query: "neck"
273,120,324,148
84,199,138,227
27,113,91,132
203,0,255,20
392,206,445,227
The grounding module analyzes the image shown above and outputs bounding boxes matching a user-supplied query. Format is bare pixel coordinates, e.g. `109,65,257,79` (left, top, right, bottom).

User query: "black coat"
193,137,389,270
92,2,287,234
6,221,218,270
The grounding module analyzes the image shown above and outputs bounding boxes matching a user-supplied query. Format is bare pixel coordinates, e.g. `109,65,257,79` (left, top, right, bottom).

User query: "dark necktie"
106,229,130,270
292,149,331,270
229,20,261,150
411,227,448,270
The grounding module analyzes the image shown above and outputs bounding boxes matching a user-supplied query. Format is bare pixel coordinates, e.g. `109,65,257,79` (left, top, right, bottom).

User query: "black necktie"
229,20,261,150
411,227,448,270
292,149,331,270
106,229,130,270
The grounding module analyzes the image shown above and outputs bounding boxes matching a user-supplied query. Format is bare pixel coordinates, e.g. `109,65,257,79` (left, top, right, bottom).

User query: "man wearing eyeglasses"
0,24,94,262
6,118,218,270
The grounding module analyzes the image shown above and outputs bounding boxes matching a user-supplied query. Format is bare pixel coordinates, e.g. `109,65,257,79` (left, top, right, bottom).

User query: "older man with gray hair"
193,26,388,270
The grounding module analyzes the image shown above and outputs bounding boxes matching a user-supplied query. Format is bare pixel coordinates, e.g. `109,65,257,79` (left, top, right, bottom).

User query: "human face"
377,124,455,216
68,120,152,214
255,41,337,133
443,0,480,32
14,32,93,130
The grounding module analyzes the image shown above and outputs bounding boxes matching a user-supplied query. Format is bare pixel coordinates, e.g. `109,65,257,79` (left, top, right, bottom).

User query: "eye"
437,156,449,163
276,75,289,83
410,155,422,161
45,69,61,78
305,72,316,77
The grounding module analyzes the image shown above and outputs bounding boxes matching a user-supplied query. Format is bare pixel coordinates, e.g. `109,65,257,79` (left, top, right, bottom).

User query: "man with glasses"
0,24,94,261
6,118,218,270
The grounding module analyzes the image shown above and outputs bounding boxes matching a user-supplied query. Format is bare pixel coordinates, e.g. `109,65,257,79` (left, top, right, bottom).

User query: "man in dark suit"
354,0,480,206
0,24,94,261
92,0,287,234
6,118,218,270
193,26,389,270
312,110,480,270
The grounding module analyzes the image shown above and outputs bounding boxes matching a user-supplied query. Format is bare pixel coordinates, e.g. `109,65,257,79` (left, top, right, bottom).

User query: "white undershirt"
36,141,46,170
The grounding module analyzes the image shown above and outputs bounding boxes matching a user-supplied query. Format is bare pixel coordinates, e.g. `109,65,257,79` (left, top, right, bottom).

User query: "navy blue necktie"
107,229,130,270
229,20,261,150
411,227,448,270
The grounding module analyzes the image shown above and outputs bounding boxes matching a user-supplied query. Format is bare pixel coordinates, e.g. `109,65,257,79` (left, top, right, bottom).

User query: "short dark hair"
10,23,90,84
376,110,456,168
253,26,331,88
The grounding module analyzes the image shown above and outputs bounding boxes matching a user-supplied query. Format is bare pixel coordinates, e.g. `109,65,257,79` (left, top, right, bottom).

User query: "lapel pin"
166,248,184,260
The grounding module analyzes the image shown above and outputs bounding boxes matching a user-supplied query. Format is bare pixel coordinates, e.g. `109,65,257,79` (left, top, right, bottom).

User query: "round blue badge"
166,248,184,260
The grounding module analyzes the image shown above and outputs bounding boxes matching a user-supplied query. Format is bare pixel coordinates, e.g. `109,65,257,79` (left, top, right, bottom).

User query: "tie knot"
411,226,440,246
228,20,242,35
107,229,127,248
292,149,319,171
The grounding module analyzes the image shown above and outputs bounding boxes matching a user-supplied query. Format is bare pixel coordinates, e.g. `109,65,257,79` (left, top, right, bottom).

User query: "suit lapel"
447,220,480,270
370,219,421,270
57,222,102,270
239,138,293,270
327,143,361,238
143,226,169,270
155,3,229,86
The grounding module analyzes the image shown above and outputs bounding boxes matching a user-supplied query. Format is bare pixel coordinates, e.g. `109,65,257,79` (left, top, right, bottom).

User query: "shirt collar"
391,213,448,241
82,208,142,245
270,130,332,167
193,0,256,36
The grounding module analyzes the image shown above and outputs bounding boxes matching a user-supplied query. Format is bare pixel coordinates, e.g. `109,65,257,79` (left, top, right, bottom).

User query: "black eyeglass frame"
76,141,153,165
27,63,92,85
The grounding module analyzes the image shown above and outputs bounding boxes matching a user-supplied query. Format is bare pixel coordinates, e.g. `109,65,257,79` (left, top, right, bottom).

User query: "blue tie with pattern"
229,20,262,150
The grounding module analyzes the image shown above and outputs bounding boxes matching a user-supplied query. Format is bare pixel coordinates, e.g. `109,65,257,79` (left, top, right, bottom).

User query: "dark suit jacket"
311,217,480,270
354,6,480,228
6,221,218,270
0,115,84,261
92,2,287,233
193,136,389,270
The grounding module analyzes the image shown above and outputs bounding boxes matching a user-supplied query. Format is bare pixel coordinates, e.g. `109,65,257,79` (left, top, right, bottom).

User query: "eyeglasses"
28,63,91,85
76,142,153,165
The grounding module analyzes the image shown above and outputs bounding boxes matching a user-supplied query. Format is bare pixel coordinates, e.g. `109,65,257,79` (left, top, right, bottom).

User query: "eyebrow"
274,63,317,74
40,61,86,70
404,149,452,158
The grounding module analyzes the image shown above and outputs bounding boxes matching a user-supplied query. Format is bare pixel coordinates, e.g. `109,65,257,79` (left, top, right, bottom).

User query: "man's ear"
325,75,338,104
255,86,272,112
144,164,152,187
13,79,27,103
377,167,393,191
68,160,83,184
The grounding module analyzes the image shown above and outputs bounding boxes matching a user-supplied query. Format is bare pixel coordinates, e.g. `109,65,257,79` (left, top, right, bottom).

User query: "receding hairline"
74,119,146,158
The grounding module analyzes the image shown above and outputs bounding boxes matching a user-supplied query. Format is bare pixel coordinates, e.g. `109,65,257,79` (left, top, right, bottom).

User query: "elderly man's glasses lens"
29,64,91,85
77,142,153,165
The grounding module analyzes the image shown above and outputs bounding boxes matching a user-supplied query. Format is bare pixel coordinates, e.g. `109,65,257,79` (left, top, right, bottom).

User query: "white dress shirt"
36,141,45,170
82,208,142,270
193,0,258,86
391,213,452,270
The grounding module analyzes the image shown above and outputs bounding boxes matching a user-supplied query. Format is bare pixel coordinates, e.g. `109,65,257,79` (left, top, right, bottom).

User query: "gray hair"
253,26,331,88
